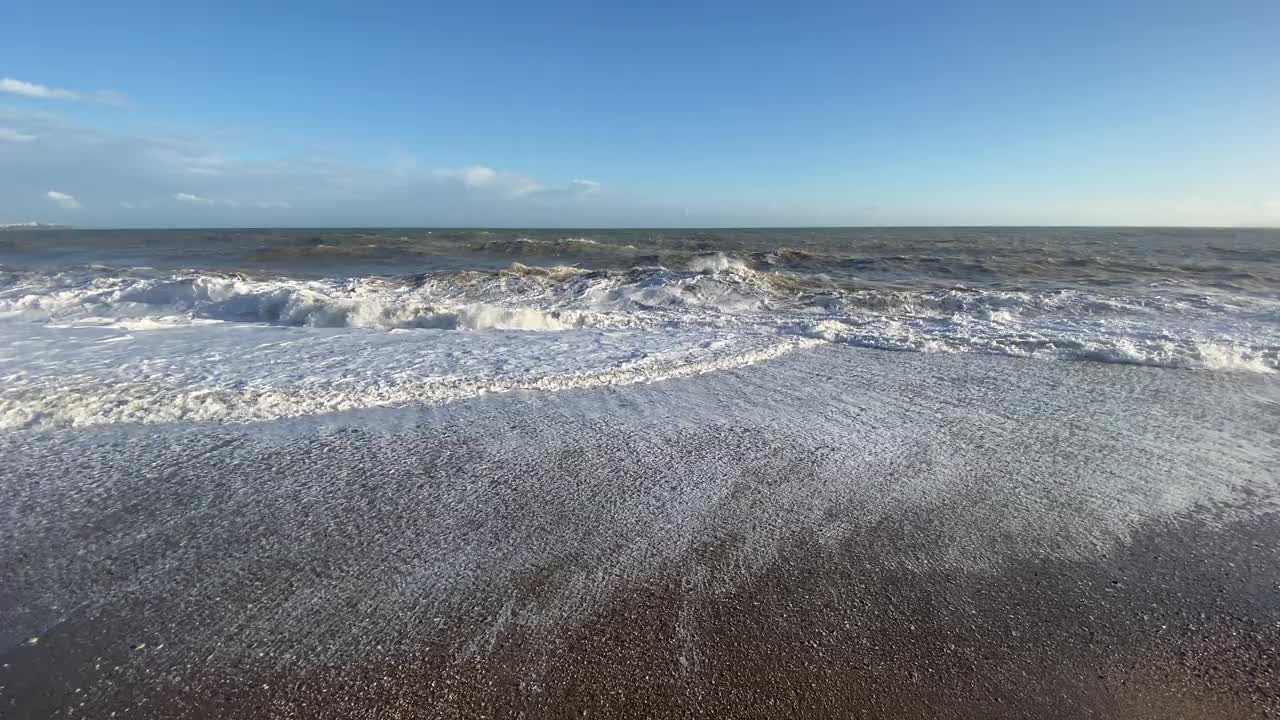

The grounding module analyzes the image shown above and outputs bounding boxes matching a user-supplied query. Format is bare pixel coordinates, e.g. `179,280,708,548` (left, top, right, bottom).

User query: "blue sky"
2,0,1277,227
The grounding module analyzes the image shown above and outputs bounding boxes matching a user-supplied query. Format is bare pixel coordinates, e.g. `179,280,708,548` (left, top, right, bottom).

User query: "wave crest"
0,272,605,331
2,262,1275,372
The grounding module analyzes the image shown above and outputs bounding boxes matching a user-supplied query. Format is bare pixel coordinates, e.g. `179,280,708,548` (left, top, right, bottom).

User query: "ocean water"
4,229,1280,717
1,226,1277,429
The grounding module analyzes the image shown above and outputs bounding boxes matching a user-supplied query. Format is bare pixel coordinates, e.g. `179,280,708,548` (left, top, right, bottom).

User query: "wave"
1,260,1275,373
794,319,1277,373
0,270,613,331
686,252,753,274
0,324,816,429
0,255,794,328
466,236,636,255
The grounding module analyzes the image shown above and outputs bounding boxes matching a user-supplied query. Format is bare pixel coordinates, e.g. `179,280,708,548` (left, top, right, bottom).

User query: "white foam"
686,252,752,274
0,272,624,332
0,263,1275,429
0,318,815,429
794,316,1276,372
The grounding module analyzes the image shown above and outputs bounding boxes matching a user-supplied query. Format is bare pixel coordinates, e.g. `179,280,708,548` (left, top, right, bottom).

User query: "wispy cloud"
0,107,640,227
436,165,544,197
45,190,82,210
1,77,127,105
173,192,289,209
459,166,498,189
0,126,36,142
174,192,217,206
2,78,78,100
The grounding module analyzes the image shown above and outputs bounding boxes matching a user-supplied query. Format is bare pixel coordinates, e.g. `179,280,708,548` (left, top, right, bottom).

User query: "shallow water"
2,346,1277,718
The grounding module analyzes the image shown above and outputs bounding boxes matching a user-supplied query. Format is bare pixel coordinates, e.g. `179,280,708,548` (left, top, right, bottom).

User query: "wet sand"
2,347,1278,718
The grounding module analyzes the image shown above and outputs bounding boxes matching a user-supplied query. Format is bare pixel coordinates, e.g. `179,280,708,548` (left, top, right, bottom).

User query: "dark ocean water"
3,227,1278,294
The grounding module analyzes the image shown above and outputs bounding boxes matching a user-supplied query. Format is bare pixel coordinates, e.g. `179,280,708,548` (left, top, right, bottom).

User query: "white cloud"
174,192,215,205
0,106,638,227
173,193,288,209
461,165,498,188
45,190,82,209
0,126,36,142
0,77,127,105
2,78,78,100
437,165,544,197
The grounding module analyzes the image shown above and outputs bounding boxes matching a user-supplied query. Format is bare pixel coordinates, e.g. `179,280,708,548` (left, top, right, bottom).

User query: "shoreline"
5,510,1276,718
2,347,1277,717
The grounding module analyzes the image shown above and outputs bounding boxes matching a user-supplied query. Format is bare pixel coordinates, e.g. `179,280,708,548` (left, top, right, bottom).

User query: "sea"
0,226,1275,430
3,227,1279,717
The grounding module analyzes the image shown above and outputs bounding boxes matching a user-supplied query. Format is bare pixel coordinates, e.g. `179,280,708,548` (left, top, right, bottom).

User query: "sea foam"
1,258,1276,428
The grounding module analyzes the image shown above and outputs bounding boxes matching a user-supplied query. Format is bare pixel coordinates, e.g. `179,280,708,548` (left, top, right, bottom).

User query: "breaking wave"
1,255,1276,373
0,270,606,331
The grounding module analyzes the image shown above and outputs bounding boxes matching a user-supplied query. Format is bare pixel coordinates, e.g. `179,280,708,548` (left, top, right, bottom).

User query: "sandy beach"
3,346,1277,718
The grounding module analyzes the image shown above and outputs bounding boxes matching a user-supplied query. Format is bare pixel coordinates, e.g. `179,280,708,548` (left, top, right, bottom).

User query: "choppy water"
1,227,1277,429
4,227,1279,291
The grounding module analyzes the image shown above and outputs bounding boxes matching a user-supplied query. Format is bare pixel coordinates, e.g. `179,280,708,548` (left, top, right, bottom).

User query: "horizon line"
7,224,1278,232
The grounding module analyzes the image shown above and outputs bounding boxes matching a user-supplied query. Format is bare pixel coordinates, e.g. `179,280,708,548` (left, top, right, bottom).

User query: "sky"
1,0,1277,228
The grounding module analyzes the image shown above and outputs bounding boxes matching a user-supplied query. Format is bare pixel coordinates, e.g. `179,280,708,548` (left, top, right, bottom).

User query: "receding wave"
0,331,817,430
794,319,1276,373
